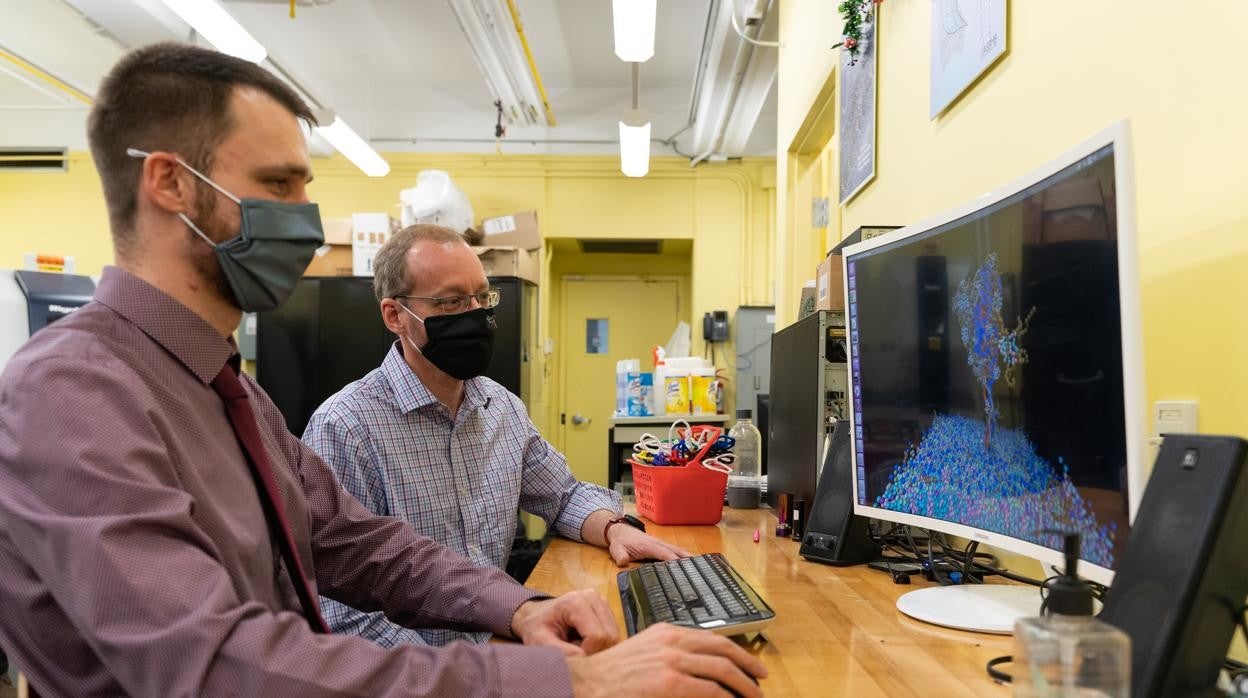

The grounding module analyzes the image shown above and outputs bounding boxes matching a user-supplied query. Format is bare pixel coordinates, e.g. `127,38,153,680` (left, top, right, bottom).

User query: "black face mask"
402,306,497,380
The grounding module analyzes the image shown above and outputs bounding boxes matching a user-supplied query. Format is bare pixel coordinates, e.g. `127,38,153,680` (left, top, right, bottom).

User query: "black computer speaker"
1098,434,1248,698
799,420,879,566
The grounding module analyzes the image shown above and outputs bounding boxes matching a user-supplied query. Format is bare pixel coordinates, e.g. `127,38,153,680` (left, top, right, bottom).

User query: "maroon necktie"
211,363,330,633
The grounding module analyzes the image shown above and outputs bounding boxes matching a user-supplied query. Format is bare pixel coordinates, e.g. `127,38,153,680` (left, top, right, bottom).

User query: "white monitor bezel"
842,120,1144,587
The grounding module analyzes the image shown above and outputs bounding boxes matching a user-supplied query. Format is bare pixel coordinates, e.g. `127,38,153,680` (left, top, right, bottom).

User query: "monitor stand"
895,585,1042,635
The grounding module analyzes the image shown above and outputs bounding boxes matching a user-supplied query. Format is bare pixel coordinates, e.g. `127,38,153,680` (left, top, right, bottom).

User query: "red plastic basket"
629,460,729,525
628,424,729,525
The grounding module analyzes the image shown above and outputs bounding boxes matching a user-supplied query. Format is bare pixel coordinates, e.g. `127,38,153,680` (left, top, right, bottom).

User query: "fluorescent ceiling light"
613,0,656,62
156,0,267,63
449,0,551,127
619,109,651,178
315,117,390,177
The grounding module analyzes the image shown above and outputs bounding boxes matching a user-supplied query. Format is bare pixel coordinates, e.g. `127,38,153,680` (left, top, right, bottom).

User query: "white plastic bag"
398,170,474,234
663,321,692,360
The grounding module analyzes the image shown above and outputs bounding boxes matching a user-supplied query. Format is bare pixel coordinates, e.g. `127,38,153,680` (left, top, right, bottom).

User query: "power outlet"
1154,400,1198,437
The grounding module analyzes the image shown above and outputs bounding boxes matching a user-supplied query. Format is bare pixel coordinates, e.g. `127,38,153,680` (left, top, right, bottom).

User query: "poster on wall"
930,0,1007,118
838,11,877,206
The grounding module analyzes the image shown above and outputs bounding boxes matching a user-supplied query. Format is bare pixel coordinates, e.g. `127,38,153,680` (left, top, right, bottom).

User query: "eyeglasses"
394,287,501,314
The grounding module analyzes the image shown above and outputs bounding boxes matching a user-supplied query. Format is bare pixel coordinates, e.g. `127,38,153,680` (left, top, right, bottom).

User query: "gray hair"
372,223,471,302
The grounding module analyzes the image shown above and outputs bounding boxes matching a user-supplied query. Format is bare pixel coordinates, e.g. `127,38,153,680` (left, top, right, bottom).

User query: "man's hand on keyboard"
607,526,691,567
511,589,620,657
566,623,766,698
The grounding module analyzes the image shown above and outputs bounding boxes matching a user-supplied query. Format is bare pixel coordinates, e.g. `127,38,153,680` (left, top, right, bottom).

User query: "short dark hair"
87,42,315,258
373,224,472,302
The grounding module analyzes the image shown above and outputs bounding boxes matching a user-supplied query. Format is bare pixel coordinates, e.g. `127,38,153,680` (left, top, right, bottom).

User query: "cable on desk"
986,655,1013,684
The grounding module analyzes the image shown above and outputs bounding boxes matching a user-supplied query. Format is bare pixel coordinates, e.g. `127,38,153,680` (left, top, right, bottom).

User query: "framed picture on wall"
930,0,1008,118
838,8,877,206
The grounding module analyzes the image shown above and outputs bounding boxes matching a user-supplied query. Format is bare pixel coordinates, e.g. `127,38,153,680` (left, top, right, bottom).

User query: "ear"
138,151,196,216
379,298,406,336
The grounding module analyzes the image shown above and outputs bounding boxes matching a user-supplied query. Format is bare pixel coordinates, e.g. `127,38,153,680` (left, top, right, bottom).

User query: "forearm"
201,612,573,698
314,500,543,636
549,483,622,542
579,508,620,548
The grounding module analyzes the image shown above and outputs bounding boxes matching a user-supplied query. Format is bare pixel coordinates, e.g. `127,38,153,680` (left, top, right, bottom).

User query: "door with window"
559,276,681,486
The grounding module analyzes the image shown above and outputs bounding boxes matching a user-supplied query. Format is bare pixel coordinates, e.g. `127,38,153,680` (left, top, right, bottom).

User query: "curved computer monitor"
843,121,1145,632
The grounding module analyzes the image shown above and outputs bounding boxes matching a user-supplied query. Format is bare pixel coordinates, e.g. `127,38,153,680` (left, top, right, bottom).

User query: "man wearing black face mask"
0,43,766,698
304,225,693,649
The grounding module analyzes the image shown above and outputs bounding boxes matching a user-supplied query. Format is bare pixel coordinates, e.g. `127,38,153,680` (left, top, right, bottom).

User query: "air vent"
578,239,663,254
0,148,68,172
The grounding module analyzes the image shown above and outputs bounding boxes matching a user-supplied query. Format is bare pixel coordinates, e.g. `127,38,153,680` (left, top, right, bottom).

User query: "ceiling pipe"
689,2,764,167
661,0,719,152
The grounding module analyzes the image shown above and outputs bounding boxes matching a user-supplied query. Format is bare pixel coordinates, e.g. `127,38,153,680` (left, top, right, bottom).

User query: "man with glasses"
304,224,689,648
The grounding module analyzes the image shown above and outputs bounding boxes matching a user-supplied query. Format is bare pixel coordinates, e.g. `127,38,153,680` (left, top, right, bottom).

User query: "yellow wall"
0,152,776,439
777,0,1248,436
777,0,1248,660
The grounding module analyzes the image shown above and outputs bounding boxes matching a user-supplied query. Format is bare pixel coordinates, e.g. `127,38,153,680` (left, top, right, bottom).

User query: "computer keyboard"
617,553,775,636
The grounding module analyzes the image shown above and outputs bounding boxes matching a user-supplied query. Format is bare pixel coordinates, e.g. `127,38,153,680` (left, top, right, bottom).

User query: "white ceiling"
0,0,777,159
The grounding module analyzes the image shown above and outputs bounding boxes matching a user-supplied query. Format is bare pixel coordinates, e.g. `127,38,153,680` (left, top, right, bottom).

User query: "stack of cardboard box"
475,210,541,285
305,214,399,277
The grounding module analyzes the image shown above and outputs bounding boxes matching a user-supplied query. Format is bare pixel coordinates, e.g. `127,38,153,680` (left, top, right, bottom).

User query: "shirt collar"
93,266,237,384
381,341,489,415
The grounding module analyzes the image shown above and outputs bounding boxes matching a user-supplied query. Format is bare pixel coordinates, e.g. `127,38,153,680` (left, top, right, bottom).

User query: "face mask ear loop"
397,300,427,355
177,213,219,248
127,146,242,246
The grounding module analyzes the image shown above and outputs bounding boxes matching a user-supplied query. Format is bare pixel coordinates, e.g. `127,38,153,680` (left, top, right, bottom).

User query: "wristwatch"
603,514,646,544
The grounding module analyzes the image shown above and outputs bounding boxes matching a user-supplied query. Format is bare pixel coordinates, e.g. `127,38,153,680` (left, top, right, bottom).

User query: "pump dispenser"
1012,533,1130,697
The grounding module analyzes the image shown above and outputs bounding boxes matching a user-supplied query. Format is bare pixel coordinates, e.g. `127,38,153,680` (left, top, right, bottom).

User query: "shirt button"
458,487,468,497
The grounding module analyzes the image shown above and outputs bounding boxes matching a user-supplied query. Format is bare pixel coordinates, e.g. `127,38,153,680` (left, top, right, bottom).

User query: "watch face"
624,514,646,532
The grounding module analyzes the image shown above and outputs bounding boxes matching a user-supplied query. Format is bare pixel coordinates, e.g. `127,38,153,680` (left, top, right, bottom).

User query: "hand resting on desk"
566,623,767,698
607,525,692,567
511,589,620,656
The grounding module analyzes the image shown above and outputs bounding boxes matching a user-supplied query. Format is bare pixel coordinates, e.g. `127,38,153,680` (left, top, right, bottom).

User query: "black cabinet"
257,275,536,436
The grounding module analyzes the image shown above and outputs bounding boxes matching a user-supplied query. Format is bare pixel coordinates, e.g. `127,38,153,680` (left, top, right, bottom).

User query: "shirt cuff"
553,484,623,542
478,579,551,639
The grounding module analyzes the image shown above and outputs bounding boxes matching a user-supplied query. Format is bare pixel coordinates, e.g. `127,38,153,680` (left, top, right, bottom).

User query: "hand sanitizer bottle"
1013,533,1131,697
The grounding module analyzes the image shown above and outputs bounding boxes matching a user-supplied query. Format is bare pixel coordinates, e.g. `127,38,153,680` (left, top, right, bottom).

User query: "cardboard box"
480,210,541,250
816,253,845,311
305,244,354,276
798,281,817,319
473,246,540,286
322,217,352,246
351,213,398,277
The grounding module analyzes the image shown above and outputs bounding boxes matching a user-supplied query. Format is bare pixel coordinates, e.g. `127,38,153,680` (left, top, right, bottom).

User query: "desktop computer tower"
766,310,846,508
257,275,535,435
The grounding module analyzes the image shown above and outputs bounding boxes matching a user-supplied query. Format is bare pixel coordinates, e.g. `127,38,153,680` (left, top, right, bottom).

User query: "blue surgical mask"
126,148,325,312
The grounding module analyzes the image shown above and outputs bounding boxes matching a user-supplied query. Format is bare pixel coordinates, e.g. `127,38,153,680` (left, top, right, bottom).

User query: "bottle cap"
736,409,752,419
1044,531,1094,616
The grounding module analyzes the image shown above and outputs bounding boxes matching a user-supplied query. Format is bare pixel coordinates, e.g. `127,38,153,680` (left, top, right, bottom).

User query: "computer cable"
960,540,982,584
985,655,1013,684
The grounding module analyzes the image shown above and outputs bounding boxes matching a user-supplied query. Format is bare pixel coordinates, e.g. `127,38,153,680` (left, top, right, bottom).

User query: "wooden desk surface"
526,507,1013,697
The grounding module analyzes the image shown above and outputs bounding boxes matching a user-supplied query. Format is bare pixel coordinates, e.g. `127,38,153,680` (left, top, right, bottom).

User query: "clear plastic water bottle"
726,409,761,509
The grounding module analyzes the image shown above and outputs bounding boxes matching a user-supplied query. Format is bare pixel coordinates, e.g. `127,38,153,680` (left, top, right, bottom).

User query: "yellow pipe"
504,0,557,127
0,48,93,105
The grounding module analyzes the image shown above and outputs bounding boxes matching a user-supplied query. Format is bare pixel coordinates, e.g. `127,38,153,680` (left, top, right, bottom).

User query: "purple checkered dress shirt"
305,343,622,647
0,267,571,697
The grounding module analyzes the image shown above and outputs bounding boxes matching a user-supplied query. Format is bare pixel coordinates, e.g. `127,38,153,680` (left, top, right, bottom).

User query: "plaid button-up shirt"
305,343,621,647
